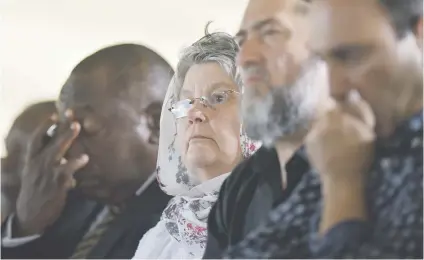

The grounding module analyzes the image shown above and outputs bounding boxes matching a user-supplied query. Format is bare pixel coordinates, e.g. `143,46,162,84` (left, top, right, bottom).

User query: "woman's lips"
244,75,265,85
188,135,215,146
190,136,212,142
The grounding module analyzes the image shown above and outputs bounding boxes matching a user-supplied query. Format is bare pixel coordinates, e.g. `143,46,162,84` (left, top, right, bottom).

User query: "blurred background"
0,0,248,153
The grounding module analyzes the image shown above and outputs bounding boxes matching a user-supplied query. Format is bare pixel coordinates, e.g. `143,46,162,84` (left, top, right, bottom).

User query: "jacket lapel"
88,181,170,259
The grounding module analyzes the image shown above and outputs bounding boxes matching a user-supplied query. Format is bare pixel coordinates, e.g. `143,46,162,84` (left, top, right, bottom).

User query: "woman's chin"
185,145,218,168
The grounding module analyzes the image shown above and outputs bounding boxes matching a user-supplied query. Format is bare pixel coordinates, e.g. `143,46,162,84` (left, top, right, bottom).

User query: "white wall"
0,0,248,154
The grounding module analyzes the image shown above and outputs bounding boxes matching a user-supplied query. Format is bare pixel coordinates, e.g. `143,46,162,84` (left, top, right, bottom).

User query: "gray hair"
171,24,240,102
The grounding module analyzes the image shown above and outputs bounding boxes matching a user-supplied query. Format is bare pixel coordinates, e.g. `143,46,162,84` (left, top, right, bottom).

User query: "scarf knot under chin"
160,174,228,257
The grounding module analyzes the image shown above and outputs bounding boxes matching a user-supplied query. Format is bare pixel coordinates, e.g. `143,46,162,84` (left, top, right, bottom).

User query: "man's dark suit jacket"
1,180,170,259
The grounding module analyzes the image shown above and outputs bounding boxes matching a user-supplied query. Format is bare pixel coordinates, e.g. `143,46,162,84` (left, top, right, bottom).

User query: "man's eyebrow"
252,18,279,31
330,44,373,56
235,18,279,37
293,1,310,15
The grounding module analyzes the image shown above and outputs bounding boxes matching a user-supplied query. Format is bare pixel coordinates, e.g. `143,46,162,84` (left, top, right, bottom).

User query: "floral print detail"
167,133,177,161
240,128,259,158
175,156,192,186
161,191,218,255
156,166,166,188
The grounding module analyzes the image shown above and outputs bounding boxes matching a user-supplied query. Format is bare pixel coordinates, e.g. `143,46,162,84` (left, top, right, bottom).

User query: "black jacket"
1,180,170,259
203,147,309,258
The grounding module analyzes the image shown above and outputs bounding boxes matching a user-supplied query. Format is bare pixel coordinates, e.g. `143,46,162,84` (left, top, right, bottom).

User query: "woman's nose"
187,105,207,124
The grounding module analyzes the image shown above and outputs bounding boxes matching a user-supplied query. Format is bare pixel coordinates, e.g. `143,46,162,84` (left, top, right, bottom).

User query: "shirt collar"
252,145,310,175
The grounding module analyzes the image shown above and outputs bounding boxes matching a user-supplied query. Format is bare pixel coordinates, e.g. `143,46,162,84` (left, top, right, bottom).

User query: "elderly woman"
132,30,260,259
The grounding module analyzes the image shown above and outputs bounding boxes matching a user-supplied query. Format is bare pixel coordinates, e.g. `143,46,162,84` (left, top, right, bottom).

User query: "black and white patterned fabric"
225,110,423,258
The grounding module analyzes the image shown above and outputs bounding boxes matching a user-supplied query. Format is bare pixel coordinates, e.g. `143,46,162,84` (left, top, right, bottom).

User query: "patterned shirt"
224,110,423,258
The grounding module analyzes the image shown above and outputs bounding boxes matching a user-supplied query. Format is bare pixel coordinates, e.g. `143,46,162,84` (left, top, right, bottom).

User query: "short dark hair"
60,43,174,112
70,43,172,76
379,0,423,38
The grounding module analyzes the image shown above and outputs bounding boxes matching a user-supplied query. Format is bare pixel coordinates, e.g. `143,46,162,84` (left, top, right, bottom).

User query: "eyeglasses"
169,89,239,119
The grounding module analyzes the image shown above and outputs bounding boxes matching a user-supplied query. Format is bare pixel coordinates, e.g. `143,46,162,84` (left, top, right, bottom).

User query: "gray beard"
241,61,324,148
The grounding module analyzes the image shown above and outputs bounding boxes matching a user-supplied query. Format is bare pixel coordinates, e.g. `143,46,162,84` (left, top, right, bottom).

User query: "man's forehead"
60,81,105,106
59,83,161,118
240,0,302,30
58,97,105,117
308,0,395,53
58,79,121,117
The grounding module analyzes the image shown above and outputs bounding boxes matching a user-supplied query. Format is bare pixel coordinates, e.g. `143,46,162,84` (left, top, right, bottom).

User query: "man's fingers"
51,122,81,162
339,91,375,128
65,154,89,175
60,158,67,165
64,109,74,120
65,178,77,190
56,154,89,189
27,114,58,159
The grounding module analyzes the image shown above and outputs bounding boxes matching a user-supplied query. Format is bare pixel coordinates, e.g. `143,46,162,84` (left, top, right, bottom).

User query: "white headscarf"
134,77,260,259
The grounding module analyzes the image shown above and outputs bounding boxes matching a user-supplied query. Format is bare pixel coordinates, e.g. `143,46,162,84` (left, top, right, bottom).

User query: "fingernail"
46,124,57,137
79,154,89,163
65,110,73,118
71,122,80,131
60,158,67,165
51,114,58,121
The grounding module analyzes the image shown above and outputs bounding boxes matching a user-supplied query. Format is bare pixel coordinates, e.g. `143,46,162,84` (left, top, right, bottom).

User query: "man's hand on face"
15,111,89,237
306,94,376,233
305,94,376,186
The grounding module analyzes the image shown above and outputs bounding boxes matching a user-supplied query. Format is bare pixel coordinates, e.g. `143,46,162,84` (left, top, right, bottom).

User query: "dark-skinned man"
1,101,56,224
1,43,173,259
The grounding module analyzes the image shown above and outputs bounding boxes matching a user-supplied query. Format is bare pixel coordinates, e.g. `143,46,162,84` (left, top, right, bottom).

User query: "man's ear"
147,123,160,145
414,16,423,51
145,102,162,146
